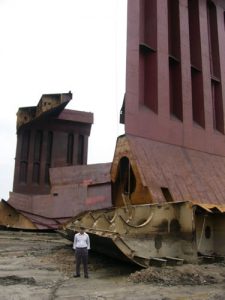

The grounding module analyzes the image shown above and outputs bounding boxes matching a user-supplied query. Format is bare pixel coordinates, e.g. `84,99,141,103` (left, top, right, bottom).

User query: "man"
73,226,90,278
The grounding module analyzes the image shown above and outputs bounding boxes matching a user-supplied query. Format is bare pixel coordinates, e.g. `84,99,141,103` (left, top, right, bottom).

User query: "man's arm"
86,234,90,250
73,234,77,250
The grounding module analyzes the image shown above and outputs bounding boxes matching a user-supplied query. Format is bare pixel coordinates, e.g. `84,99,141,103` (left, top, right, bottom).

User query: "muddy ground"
0,230,225,300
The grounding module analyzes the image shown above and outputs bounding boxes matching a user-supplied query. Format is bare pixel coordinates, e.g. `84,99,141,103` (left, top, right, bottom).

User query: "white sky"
0,0,127,200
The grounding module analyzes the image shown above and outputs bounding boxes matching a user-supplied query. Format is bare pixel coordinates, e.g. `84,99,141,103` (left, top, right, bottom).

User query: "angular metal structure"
1,93,112,230
64,201,225,267
13,92,93,195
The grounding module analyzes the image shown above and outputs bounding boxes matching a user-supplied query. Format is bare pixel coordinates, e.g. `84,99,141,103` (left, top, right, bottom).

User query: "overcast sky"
0,0,127,200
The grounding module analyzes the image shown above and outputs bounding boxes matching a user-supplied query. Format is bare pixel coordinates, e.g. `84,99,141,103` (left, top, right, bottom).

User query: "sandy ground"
0,230,225,300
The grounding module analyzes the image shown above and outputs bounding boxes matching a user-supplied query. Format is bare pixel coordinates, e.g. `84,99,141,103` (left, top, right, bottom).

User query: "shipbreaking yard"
0,229,225,300
2,1,225,299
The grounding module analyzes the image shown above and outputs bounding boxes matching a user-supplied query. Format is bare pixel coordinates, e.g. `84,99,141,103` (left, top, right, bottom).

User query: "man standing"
73,226,90,278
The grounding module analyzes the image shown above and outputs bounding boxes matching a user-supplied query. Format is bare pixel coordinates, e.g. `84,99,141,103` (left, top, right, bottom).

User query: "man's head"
79,226,85,234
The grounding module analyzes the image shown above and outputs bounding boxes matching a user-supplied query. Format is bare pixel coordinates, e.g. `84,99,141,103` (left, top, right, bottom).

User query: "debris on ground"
128,264,225,286
40,246,75,276
0,275,36,286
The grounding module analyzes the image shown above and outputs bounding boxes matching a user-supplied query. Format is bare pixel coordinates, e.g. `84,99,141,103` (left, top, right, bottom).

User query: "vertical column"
125,0,141,126
73,133,79,165
198,0,214,136
51,132,67,167
179,0,193,147
13,131,22,191
83,135,88,165
157,0,170,121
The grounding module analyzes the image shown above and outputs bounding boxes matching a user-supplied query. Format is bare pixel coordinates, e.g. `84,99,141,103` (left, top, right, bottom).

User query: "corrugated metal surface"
126,135,225,206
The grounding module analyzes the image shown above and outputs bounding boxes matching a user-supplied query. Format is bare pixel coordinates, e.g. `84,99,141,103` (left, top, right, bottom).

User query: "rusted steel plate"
7,163,112,230
17,92,73,130
114,135,225,206
0,200,36,229
64,201,198,267
50,163,111,186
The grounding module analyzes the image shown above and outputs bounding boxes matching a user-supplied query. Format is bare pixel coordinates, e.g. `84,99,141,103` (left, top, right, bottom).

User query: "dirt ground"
0,230,225,300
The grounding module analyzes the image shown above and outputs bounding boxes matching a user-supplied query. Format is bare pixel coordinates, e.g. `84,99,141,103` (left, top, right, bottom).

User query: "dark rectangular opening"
168,0,182,121
33,131,43,162
188,0,202,69
188,0,205,127
140,47,158,113
77,135,84,165
32,162,40,184
141,0,157,50
32,130,43,184
191,67,205,128
20,130,30,161
19,130,30,183
224,11,225,31
207,1,224,133
139,0,158,113
207,1,221,79
46,131,53,164
161,187,174,202
67,133,74,165
168,0,181,59
19,161,28,183
211,80,224,133
45,131,53,184
169,57,183,121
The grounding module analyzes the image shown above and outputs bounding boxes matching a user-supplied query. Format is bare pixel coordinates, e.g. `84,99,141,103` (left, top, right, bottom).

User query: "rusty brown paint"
111,135,225,208
13,92,93,196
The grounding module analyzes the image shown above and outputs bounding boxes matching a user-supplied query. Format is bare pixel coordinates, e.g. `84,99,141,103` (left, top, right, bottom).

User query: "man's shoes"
84,275,89,278
73,274,80,278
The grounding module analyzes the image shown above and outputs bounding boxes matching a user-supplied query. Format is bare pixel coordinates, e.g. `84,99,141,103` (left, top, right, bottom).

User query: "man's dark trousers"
75,248,88,277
